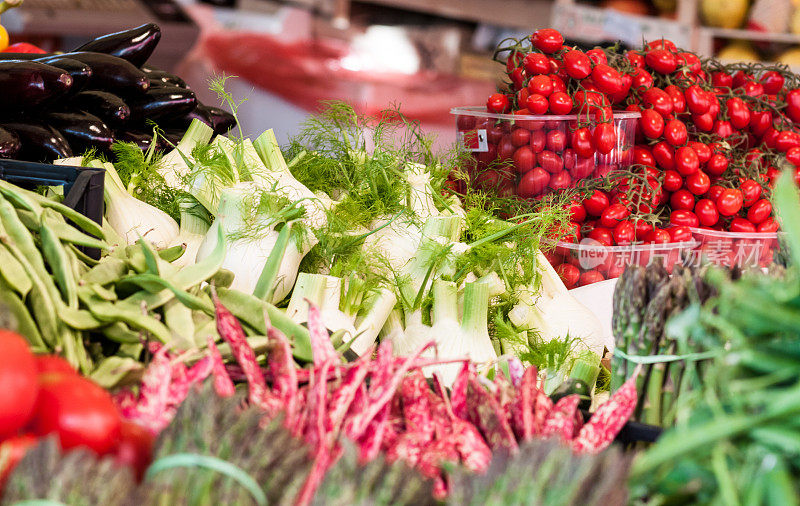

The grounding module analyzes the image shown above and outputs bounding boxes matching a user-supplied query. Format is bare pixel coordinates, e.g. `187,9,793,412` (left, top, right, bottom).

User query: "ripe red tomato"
633,145,655,166
587,48,608,65
546,130,567,152
569,200,587,222
729,217,756,233
705,153,729,176
689,141,712,165
31,373,122,456
642,87,674,117
716,188,744,216
678,52,702,73
498,136,516,160
706,185,724,201
528,75,554,97
510,128,531,147
652,141,675,170
760,71,785,95
742,81,764,98
670,189,695,211
726,97,751,129
531,28,564,53
686,170,711,195
674,146,700,176
571,127,594,158
556,263,580,289
631,68,654,92
640,109,665,139
570,156,594,180
600,203,630,228
591,64,624,96
526,93,549,114
664,119,688,147
750,110,773,137
692,112,715,133
512,146,535,173
548,170,572,190
747,199,772,224
530,130,546,153
538,150,563,173
587,227,614,246
786,89,800,123
758,217,779,233
712,120,734,139
584,190,610,216
669,225,693,242
593,122,616,154
0,331,39,438
663,169,683,192
775,130,800,153
613,220,635,245
787,147,800,167
523,52,550,75
0,434,38,489
664,85,686,113
548,92,573,115
712,71,733,88
685,85,711,115
634,220,655,240
695,199,719,227
579,270,606,286
670,209,699,228
517,167,550,198
646,39,677,51
113,420,154,482
645,48,678,74
740,179,762,206
35,355,77,376
509,68,525,91
563,49,592,79
646,228,672,244
626,51,645,68
487,93,510,114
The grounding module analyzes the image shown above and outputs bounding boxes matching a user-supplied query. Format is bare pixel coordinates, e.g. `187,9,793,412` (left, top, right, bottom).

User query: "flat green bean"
69,244,100,266
0,196,52,287
0,276,45,350
120,274,213,312
63,243,87,283
82,257,128,285
89,356,144,389
18,185,105,239
0,242,32,296
90,283,117,301
58,304,104,330
0,179,42,214
103,321,142,344
158,244,186,263
80,292,173,343
42,213,109,250
137,238,160,275
40,222,78,308
163,299,196,351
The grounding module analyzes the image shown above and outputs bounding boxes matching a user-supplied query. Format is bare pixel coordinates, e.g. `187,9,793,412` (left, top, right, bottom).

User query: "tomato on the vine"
528,75,553,97
548,92,573,114
571,127,594,158
587,48,608,65
729,217,756,233
633,145,655,166
556,263,580,289
758,217,779,233
634,220,654,240
670,209,699,227
663,169,683,192
716,188,744,216
664,119,688,147
591,64,624,96
563,49,592,80
646,228,672,244
549,170,572,190
530,129,546,153
587,227,614,246
526,93,549,114
685,85,711,115
645,48,678,74
740,179,762,206
711,71,733,88
760,71,785,95
568,200,587,222
640,109,665,139
546,130,567,151
487,93,510,114
670,189,695,211
705,153,729,176
593,122,616,154
750,110,772,137
686,170,711,195
776,130,800,152
712,120,734,139
613,220,635,245
626,51,645,69
600,203,630,228
669,225,693,242
517,168,549,198
742,80,764,98
747,199,772,224
695,199,719,227
674,146,700,176
692,112,715,132
531,28,564,54
786,89,800,123
0,331,38,438
664,85,686,113
512,146,535,173
726,97,751,129
646,39,677,51
523,53,550,75
642,87,674,117
652,141,675,170
579,270,606,286
584,190,610,216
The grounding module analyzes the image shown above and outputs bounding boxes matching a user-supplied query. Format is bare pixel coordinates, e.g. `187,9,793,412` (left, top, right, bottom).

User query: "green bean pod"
0,242,32,296
40,222,79,308
0,276,45,350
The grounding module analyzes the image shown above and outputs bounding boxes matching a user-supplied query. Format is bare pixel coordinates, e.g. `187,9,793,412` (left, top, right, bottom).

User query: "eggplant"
74,24,161,68
70,91,130,128
55,52,149,96
143,69,186,88
0,127,21,159
128,86,197,122
116,130,154,151
0,52,54,61
205,105,236,134
45,111,115,153
34,56,92,92
1,123,72,161
164,104,214,130
0,61,73,110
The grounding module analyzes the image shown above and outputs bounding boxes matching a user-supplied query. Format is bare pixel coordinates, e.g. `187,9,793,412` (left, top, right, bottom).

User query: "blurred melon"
792,8,800,34
717,41,760,62
602,0,651,15
778,47,800,66
701,0,750,28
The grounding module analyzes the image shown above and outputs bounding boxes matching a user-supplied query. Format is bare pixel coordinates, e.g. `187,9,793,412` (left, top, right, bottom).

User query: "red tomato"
0,331,39,437
613,220,635,245
487,93,510,114
562,50,590,80
635,220,655,240
584,190,610,216
579,270,606,286
787,147,800,167
633,145,656,167
498,136,516,160
665,84,686,113
593,122,616,154
674,146,700,176
786,89,800,123
695,199,719,227
546,129,567,152
670,189,695,211
587,48,608,65
742,81,764,98
530,129,546,153
663,169,683,192
556,263,580,288
513,146,535,173
776,130,800,153
640,109,665,139
528,74,554,97
726,97,751,130
531,28,564,53
587,227,614,246
517,167,550,198
685,85,711,115
686,170,710,195
113,420,154,482
548,92,573,114
670,209,699,228
34,355,77,376
729,217,756,233
570,156,594,180
475,168,513,190
571,127,595,158
548,170,572,190
664,119,688,147
712,120,734,139
525,93,549,114
760,71,785,95
758,217,779,233
669,225,693,242
591,64,624,96
457,115,477,131
750,110,773,137
631,68,654,91
646,228,672,244
716,188,744,216
642,87,674,117
747,199,772,224
652,141,675,170
740,179,762,206
692,112,715,133
646,48,678,74
511,128,531,147
3,42,46,54
646,39,677,51
705,153,729,176
678,52,701,72
538,150,563,173
712,71,733,88
689,141,712,165
600,203,630,228
626,51,645,68
706,185,724,201
523,52,550,75
569,201,587,222
550,75,567,94
509,68,525,91
31,373,122,456
0,434,38,489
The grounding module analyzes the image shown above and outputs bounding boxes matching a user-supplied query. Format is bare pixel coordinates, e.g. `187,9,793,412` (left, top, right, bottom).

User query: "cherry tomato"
712,71,733,88
645,48,678,74
634,220,655,240
689,141,712,165
626,51,645,68
747,199,772,224
740,179,762,206
646,39,677,51
642,87,674,117
584,190,610,216
31,373,121,455
569,201,587,222
652,141,675,170
674,146,699,176
548,92,572,114
686,170,711,195
498,136,516,160
528,75,553,97
678,52,702,73
0,331,39,438
517,167,550,198
556,263,580,289
631,68,654,92
579,270,606,286
669,225,693,242
538,150,563,174
712,120,734,139
633,145,655,166
526,93,549,114
786,89,800,123
570,156,594,180
600,203,630,228
593,122,616,154
775,130,800,153
716,188,744,216
591,64,623,96
509,67,525,91
613,220,635,245
760,71,785,95
548,170,572,190
513,146,535,173
664,119,688,147
705,153,729,176
0,434,38,490
113,420,155,482
729,217,756,233
692,112,715,132
706,185,724,201
646,228,672,244
663,169,683,192
670,209,699,227
742,81,764,98
570,127,594,158
750,110,773,137
4,42,46,54
695,198,719,227
640,109,665,139
531,28,564,53
787,147,800,167
670,189,695,211
550,75,567,94
523,52,550,75
35,355,77,376
587,48,608,65
665,84,686,113
685,85,711,114
487,93,510,114
587,227,614,246
530,129,546,153
726,97,751,130
758,217,779,233
563,49,592,79
546,130,567,152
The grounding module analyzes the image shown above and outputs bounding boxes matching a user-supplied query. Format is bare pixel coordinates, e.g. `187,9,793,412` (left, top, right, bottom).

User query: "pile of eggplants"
0,23,235,162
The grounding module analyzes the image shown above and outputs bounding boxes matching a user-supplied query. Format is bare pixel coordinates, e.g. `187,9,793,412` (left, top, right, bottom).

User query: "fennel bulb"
157,119,214,189
350,287,397,356
169,203,210,269
285,273,357,338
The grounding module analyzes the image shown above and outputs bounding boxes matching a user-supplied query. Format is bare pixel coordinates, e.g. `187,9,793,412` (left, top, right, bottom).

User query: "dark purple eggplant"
164,104,214,130
0,127,21,159
0,61,73,110
0,53,55,60
128,86,196,122
1,123,72,161
34,56,92,92
69,91,130,128
54,52,149,96
205,105,236,134
74,24,161,68
45,111,115,153
116,130,154,151
143,68,186,88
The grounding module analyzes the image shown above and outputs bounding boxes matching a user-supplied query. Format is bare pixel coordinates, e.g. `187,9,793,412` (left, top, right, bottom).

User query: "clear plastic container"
689,227,781,269
451,106,640,199
545,238,699,287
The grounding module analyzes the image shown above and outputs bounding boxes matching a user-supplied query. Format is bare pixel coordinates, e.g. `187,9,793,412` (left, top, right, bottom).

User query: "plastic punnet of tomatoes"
689,227,781,269
452,107,640,200
545,237,698,288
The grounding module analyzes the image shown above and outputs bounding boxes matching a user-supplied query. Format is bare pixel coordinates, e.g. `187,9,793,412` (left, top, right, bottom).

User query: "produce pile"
0,23,234,161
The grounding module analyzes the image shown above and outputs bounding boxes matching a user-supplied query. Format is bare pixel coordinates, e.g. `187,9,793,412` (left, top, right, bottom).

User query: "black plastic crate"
0,159,105,258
